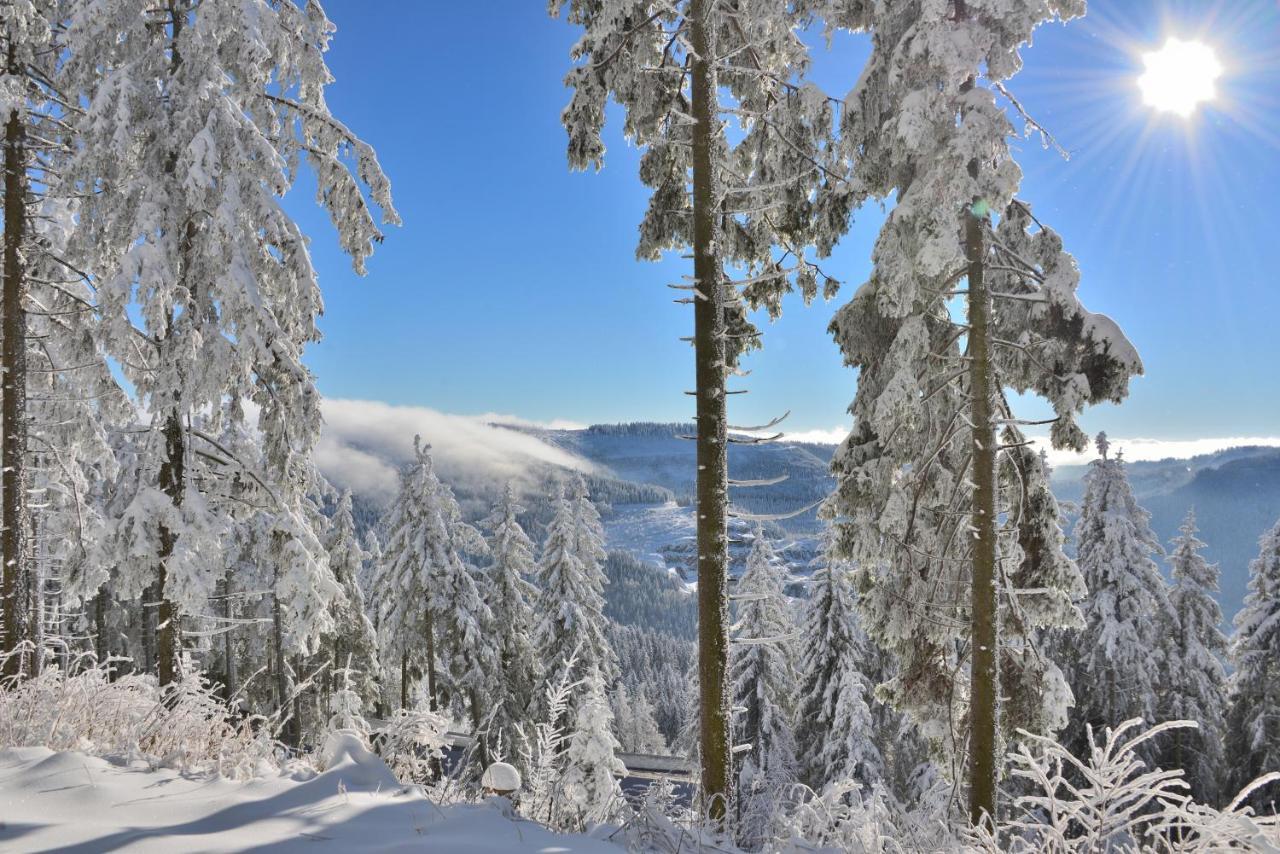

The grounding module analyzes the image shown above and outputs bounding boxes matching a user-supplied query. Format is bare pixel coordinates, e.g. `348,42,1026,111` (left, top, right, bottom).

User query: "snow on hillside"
0,735,622,853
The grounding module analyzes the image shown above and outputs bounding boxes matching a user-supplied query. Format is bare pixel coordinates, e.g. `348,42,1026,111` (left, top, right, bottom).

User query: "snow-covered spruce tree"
821,1,1141,825
794,555,881,793
60,0,397,686
1155,509,1227,804
559,663,627,832
535,481,616,691
377,438,495,735
730,529,798,848
1227,516,1280,805
0,0,108,679
479,483,543,767
430,475,496,741
1059,435,1170,763
322,491,380,709
611,682,668,755
550,0,856,821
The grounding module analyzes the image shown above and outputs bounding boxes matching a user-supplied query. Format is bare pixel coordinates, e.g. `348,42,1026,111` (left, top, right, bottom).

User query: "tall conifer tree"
1227,516,1280,805
1059,435,1170,761
1156,509,1227,804
822,2,1141,824
550,0,853,821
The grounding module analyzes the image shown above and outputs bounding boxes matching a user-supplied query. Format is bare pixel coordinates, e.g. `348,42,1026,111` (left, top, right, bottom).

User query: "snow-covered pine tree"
559,663,626,832
794,555,881,793
611,682,668,755
1059,435,1170,763
429,476,497,743
820,1,1141,824
323,491,380,708
377,437,492,721
377,439,443,710
535,481,615,690
1226,516,1280,805
550,0,855,819
61,0,397,685
0,0,116,679
1155,509,1227,805
730,529,798,847
479,483,542,766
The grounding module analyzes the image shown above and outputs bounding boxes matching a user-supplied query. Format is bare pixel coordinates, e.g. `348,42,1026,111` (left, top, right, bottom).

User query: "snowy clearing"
0,736,623,853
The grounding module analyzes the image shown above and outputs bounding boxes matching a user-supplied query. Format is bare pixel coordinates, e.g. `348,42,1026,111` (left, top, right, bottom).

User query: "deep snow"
0,735,624,853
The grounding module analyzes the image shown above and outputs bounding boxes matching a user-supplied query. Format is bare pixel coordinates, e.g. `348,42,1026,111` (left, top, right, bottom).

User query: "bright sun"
1138,38,1223,117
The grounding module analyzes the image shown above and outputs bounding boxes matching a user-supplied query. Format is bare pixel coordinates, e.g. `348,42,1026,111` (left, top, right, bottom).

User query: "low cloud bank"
316,399,593,501
768,426,1280,470
1038,436,1280,468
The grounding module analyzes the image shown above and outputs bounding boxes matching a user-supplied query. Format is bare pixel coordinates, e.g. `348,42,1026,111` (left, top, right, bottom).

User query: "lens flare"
1139,38,1223,117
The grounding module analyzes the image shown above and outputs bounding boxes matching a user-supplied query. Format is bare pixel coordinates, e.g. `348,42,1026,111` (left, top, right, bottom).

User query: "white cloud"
316,399,594,501
1035,436,1280,468
473,412,588,431
777,425,849,445
747,424,1280,468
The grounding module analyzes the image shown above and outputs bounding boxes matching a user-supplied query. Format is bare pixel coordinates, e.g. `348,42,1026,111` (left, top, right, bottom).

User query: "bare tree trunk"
966,200,999,829
688,0,731,827
1,43,32,681
222,572,237,700
400,651,409,710
424,607,438,712
273,588,298,748
156,411,184,686
94,586,109,669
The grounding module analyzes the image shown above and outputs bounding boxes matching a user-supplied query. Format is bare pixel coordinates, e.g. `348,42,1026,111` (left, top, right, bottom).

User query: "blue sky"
289,1,1280,450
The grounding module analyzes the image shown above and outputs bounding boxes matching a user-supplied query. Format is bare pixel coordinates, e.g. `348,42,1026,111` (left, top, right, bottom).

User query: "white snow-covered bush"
0,657,275,779
521,648,581,828
999,718,1280,853
371,705,449,786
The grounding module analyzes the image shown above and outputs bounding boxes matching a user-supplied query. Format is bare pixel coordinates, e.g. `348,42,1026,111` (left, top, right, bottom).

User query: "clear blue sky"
288,1,1280,440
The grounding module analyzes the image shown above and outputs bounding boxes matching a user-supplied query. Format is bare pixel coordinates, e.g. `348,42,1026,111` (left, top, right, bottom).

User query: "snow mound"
0,745,624,853
481,760,522,792
319,731,400,791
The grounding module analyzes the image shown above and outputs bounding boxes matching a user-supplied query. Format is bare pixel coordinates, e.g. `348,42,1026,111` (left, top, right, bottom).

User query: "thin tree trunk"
94,585,109,669
400,651,409,710
424,607,437,712
1,43,32,680
966,197,999,829
156,411,184,686
469,688,488,769
273,588,298,748
222,572,237,700
688,0,731,827
142,580,157,674
154,0,194,689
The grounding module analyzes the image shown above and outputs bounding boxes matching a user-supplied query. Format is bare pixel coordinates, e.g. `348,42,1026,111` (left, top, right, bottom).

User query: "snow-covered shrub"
520,648,580,828
0,656,275,778
316,663,373,772
1000,718,1280,853
773,779,961,854
371,705,448,785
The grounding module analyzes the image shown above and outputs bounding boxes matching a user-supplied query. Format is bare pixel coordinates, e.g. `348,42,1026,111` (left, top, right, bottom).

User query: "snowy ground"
0,736,624,853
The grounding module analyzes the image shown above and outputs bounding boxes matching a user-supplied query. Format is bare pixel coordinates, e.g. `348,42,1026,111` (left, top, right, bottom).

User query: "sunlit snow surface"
0,736,622,853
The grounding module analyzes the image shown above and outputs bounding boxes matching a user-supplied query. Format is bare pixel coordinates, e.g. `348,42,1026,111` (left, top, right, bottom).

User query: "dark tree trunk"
966,200,999,829
424,607,438,712
222,572,237,700
156,411,184,686
94,586,109,670
1,44,32,681
273,587,299,748
400,651,409,710
688,0,731,827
